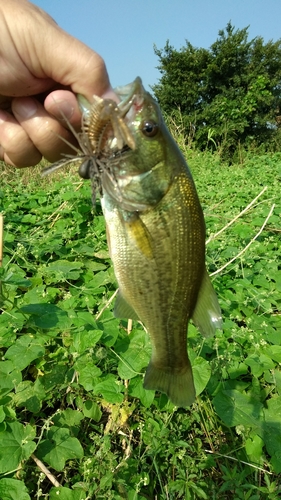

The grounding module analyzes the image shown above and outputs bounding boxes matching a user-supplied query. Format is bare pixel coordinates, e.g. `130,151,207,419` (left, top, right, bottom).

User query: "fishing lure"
42,94,135,204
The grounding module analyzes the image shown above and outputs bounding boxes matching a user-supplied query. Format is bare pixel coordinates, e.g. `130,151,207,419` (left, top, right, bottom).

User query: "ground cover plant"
0,148,280,499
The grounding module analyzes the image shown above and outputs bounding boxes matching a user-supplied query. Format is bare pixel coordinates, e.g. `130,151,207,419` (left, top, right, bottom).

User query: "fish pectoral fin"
125,214,154,260
192,268,223,337
114,291,139,320
143,360,196,408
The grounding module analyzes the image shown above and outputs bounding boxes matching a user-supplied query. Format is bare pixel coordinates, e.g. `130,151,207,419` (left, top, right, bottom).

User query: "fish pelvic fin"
114,291,139,320
192,268,223,337
143,360,196,408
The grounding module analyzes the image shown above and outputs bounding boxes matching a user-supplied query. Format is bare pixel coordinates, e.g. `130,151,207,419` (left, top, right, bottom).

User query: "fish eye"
141,120,159,137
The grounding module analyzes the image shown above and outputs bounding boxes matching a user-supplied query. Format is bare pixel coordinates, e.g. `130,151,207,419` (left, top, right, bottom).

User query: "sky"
33,0,281,92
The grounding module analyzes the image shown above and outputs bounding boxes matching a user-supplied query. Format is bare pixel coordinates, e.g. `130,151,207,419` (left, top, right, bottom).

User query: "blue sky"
34,0,281,92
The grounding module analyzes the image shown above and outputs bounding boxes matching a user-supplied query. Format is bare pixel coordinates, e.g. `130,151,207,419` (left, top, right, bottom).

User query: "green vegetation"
152,23,281,160
0,145,280,499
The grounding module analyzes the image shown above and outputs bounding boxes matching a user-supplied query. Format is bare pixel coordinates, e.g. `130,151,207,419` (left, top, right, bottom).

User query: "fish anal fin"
192,268,223,337
143,360,196,407
114,291,139,320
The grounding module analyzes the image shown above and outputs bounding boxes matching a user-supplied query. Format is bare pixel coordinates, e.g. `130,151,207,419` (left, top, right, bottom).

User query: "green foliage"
0,155,280,498
0,422,36,473
0,479,31,500
37,427,84,471
152,23,281,159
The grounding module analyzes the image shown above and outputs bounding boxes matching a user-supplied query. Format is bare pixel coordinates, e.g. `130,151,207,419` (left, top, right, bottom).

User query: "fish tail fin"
143,360,196,408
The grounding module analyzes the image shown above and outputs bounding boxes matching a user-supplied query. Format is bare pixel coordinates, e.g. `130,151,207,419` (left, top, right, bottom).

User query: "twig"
31,454,61,487
127,318,133,334
206,186,268,245
95,288,118,320
204,449,273,474
210,203,275,277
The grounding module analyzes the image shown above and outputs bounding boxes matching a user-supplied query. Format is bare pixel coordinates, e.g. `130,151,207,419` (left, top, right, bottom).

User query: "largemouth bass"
43,77,222,407
79,78,222,407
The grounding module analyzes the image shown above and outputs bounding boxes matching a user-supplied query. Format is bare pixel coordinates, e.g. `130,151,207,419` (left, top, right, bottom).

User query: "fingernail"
0,109,11,124
49,100,74,121
15,98,38,119
101,88,120,103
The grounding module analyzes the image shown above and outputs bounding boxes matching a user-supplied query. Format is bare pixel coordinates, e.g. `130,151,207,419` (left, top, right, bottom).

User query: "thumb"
36,25,113,101
8,0,113,101
42,29,119,123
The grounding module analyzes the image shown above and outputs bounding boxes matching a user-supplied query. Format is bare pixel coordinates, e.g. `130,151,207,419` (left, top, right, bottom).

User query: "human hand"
0,0,116,167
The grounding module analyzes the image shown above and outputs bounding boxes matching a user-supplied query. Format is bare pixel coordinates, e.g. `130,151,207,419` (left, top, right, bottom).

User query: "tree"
152,23,281,158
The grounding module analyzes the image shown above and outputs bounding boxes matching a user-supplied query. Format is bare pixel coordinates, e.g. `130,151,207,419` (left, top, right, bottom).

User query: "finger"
42,31,114,101
44,90,82,130
12,97,79,163
22,14,118,102
45,90,120,129
0,109,42,167
3,0,118,101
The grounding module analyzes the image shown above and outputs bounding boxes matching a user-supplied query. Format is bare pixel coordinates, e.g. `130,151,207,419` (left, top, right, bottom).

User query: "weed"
0,151,280,498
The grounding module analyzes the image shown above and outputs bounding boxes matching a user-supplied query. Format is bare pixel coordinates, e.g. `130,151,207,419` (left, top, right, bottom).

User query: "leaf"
19,303,70,329
262,420,281,473
0,361,22,398
264,345,281,363
52,409,84,432
99,314,120,347
13,379,46,413
75,360,101,391
81,400,102,421
86,270,113,290
21,214,37,224
45,260,85,280
116,329,151,380
0,406,5,423
192,356,211,396
0,422,36,474
4,335,45,371
71,328,103,354
49,486,86,500
41,364,68,391
245,435,264,464
0,479,31,500
71,311,98,329
37,427,84,471
3,275,32,288
244,353,274,377
213,390,263,430
128,376,155,407
273,369,281,396
0,311,25,347
93,375,124,404
263,396,281,421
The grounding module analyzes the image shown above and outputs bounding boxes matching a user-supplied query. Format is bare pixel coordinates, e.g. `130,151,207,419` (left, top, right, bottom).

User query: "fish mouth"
100,77,146,155
115,77,145,118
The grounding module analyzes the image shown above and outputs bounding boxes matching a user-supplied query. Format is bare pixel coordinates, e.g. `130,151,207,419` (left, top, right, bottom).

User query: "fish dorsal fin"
125,214,154,260
114,291,139,320
192,268,222,337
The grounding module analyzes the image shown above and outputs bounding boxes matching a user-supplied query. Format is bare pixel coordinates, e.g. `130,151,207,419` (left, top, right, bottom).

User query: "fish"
83,78,222,407
42,77,222,407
